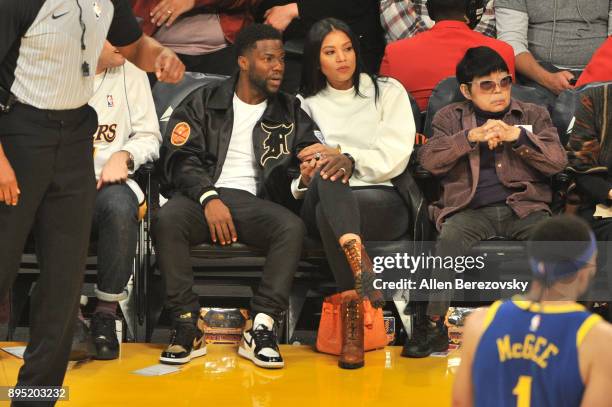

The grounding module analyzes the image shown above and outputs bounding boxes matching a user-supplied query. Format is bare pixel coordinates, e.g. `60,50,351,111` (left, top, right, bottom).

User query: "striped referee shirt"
0,0,142,110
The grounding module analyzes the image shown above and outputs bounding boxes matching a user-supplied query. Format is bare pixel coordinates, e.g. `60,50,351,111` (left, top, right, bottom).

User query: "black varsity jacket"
159,74,320,213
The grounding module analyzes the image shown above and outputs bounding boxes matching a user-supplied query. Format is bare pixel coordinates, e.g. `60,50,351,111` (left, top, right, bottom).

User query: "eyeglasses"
468,75,513,92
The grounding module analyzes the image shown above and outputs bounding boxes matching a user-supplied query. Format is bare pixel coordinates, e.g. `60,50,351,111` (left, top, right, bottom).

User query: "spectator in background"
71,41,162,361
380,0,496,43
257,0,385,93
576,37,612,87
566,84,612,299
412,47,566,358
496,0,611,96
380,0,515,112
295,18,415,369
132,0,258,76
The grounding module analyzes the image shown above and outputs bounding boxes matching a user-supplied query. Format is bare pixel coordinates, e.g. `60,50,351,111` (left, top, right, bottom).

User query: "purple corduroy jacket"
418,99,567,231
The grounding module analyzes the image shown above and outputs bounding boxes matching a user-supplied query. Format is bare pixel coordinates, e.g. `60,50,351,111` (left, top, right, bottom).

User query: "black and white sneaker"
159,312,207,365
238,313,284,369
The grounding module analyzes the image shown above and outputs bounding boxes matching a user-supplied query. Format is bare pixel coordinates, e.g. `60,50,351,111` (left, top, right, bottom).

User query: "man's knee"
512,211,550,241
438,219,469,243
437,212,486,253
275,214,306,242
96,195,138,223
96,185,138,222
152,202,185,242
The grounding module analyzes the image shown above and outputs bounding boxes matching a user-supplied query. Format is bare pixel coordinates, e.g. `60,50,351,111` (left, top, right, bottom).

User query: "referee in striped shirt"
0,0,184,404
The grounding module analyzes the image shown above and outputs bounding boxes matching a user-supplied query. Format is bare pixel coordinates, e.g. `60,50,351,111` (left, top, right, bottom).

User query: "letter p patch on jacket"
260,123,294,166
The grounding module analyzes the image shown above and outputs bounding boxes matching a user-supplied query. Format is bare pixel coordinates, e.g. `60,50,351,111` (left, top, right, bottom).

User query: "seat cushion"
189,237,414,260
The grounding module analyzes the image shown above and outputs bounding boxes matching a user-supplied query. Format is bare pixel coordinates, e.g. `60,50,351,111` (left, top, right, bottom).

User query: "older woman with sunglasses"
408,46,567,358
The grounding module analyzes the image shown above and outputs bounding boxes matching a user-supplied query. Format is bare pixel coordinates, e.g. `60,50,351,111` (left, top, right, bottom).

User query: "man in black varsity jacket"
153,24,326,369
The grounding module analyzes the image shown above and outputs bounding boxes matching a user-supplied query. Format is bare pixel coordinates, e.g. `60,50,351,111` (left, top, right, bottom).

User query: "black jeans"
177,46,237,77
0,103,97,406
301,174,410,291
427,205,549,316
91,184,139,301
152,188,305,322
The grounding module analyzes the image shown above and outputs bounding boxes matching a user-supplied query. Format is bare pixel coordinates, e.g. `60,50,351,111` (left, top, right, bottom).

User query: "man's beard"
248,71,278,97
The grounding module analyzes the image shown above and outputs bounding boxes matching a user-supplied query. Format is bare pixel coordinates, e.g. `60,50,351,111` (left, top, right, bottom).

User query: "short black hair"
456,46,509,85
234,23,282,58
427,0,467,21
528,215,593,264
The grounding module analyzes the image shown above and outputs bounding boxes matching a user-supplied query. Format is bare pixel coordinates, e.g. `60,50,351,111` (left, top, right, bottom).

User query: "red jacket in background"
576,36,612,87
380,21,516,112
131,0,259,43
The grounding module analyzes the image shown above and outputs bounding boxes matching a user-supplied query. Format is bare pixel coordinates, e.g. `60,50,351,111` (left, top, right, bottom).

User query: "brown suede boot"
342,239,385,308
339,291,364,369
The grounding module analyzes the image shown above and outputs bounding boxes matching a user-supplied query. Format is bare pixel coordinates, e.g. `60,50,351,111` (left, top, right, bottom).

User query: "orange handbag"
316,293,388,355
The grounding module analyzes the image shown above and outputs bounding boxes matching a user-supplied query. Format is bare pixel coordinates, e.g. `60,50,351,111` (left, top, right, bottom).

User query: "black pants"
152,188,305,322
427,206,549,316
301,175,410,291
0,103,97,406
177,46,237,77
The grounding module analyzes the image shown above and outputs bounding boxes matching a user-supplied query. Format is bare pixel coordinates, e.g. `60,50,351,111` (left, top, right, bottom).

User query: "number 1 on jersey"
512,375,532,407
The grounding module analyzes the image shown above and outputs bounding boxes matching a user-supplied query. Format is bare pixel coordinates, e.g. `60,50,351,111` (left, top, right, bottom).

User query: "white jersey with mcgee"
214,94,267,196
89,61,161,203
297,74,415,194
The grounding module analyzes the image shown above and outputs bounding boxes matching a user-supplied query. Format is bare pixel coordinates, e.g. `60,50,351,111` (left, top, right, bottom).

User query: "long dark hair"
300,18,379,100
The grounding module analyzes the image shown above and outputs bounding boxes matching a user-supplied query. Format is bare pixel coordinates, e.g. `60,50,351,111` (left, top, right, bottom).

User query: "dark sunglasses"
468,75,513,92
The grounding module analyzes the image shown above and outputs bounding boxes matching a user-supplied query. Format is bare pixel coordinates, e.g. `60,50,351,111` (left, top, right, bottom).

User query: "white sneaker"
238,314,284,369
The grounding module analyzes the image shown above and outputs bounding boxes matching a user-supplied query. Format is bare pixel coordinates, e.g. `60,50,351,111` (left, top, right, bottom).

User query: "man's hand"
151,0,195,27
97,151,130,190
264,3,299,32
297,144,339,162
204,199,237,245
542,71,575,95
0,154,19,206
320,154,353,183
467,126,489,144
299,158,319,187
155,47,185,83
482,120,521,146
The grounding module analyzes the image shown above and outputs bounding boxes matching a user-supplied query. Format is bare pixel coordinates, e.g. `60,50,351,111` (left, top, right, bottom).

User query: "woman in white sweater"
295,18,415,369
